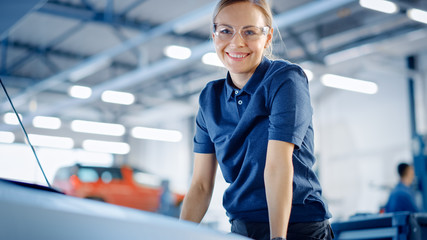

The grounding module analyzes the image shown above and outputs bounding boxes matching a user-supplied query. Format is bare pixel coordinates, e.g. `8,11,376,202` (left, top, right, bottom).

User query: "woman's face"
213,2,272,80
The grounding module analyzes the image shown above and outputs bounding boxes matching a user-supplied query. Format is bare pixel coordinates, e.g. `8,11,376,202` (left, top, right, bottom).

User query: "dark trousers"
231,219,334,240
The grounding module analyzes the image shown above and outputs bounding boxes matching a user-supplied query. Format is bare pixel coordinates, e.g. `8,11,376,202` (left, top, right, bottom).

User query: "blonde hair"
212,0,274,57
212,0,273,28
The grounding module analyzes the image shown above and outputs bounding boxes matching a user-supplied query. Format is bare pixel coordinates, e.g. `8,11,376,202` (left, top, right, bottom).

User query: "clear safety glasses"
213,24,270,42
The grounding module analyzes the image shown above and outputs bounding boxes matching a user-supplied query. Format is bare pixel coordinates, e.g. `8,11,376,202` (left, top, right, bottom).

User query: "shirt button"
235,90,239,95
238,100,243,105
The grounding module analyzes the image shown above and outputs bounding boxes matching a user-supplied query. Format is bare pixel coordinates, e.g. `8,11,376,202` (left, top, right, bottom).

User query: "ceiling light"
0,131,15,143
407,8,427,24
71,120,126,136
321,74,378,94
3,112,22,125
28,134,74,149
101,90,135,105
164,45,192,60
82,140,130,155
32,116,62,129
69,85,92,99
303,69,314,82
202,52,224,67
359,0,398,14
131,127,183,142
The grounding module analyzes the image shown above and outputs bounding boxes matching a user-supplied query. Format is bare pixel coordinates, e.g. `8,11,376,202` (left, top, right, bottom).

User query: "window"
77,168,99,182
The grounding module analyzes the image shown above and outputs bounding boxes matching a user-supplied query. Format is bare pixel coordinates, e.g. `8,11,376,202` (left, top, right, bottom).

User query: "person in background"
179,0,333,239
385,163,419,213
158,179,174,216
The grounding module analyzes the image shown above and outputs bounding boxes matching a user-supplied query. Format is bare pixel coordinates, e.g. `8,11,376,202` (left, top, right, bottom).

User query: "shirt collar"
225,72,235,100
225,57,271,100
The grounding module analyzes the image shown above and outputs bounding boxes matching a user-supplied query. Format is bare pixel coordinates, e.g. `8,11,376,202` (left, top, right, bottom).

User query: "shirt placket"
234,90,249,118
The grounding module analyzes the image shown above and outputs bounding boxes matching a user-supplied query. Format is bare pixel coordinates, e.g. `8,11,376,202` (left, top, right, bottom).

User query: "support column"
407,55,427,211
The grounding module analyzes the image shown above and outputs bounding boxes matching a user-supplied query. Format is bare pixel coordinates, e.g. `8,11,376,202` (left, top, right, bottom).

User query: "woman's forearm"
180,183,214,223
265,140,294,239
180,153,217,223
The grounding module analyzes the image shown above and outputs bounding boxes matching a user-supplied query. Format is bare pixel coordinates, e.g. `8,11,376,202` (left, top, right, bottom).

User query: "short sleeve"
267,67,312,148
193,108,215,153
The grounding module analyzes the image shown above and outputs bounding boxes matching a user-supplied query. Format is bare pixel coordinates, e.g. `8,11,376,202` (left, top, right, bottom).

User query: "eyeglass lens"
214,25,268,41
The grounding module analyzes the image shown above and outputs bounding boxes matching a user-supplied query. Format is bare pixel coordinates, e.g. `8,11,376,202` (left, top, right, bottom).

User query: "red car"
52,164,184,216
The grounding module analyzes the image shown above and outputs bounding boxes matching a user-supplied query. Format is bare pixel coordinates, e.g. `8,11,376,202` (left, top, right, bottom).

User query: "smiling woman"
179,1,333,240
212,1,273,89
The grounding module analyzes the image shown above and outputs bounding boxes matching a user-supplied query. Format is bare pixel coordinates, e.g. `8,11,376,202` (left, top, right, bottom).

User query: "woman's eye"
244,30,256,36
220,28,233,35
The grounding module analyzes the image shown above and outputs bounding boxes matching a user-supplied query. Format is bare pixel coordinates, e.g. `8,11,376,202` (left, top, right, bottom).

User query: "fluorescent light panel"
131,127,183,142
164,45,192,60
202,52,224,67
0,131,15,143
101,90,135,105
359,0,398,14
69,85,92,99
407,8,427,24
71,120,125,136
82,140,130,155
32,116,62,129
321,74,378,94
28,134,74,149
3,112,22,125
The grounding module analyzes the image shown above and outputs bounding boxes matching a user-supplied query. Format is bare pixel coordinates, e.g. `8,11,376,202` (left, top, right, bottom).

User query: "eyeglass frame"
213,23,271,42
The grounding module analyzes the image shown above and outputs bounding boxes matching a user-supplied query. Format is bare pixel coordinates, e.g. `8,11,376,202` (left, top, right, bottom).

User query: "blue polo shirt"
194,57,331,223
385,182,419,213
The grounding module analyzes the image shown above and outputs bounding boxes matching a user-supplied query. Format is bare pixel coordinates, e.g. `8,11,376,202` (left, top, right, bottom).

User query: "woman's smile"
226,51,250,60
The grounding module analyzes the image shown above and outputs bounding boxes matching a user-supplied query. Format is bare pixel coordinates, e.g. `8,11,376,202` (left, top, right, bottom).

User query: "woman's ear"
265,27,273,48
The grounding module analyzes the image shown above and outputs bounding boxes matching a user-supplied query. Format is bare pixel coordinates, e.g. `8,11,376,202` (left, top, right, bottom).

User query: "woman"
180,0,333,239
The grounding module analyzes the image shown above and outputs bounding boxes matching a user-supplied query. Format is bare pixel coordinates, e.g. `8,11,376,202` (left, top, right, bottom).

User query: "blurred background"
0,0,426,233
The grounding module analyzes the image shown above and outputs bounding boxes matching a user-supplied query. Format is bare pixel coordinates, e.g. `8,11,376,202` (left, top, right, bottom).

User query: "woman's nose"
229,31,246,46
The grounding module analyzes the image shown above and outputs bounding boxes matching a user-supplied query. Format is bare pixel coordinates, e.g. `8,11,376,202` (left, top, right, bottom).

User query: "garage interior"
1,0,427,238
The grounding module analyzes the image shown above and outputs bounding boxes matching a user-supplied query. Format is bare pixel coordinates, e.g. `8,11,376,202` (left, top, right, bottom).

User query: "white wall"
126,114,195,194
0,143,113,185
313,51,426,221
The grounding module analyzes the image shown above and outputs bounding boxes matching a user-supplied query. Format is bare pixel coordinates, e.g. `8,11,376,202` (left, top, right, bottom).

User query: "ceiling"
0,0,426,147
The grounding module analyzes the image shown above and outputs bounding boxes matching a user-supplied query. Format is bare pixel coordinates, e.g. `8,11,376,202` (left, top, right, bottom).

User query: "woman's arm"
180,153,217,223
264,140,294,239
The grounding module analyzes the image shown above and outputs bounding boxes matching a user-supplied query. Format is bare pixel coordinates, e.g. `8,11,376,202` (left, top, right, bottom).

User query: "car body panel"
0,180,247,240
